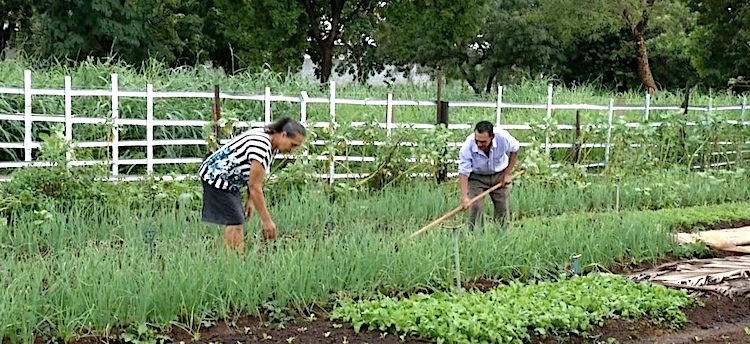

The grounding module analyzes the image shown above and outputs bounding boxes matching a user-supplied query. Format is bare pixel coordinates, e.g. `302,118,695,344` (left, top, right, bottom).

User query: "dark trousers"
467,171,512,229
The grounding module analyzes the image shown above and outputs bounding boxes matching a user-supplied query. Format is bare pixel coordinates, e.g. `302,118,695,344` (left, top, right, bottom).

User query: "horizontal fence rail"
0,70,748,182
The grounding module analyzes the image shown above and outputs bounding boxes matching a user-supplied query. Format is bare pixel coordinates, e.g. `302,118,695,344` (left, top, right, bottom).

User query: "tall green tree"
685,0,750,91
533,0,665,94
333,7,384,84
299,0,380,83
26,0,206,66
199,0,309,74
480,0,563,90
375,0,491,94
0,0,32,57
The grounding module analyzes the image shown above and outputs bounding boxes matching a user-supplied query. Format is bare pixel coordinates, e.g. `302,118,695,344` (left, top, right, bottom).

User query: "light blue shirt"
458,128,520,176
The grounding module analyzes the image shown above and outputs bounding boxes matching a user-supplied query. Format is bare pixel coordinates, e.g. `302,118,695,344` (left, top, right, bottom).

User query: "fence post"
740,96,747,167
604,98,614,167
643,93,650,122
545,84,553,157
264,86,271,124
111,73,119,178
329,81,336,126
23,70,31,162
300,91,308,124
741,95,746,126
212,85,220,143
386,93,393,137
146,84,154,175
64,76,72,165
328,81,336,184
495,85,503,126
575,109,581,165
300,91,309,165
436,100,449,183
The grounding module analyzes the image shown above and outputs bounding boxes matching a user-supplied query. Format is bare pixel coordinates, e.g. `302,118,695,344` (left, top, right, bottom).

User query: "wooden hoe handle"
409,170,525,238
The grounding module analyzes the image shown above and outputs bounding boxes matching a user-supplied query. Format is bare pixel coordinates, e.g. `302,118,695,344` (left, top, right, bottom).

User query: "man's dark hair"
474,120,494,135
265,116,306,138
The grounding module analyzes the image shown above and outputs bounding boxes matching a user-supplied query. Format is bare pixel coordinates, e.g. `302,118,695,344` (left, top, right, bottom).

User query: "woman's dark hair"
265,116,306,138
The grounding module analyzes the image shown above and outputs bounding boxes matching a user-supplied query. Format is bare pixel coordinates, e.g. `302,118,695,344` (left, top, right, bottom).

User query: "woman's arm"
247,159,272,226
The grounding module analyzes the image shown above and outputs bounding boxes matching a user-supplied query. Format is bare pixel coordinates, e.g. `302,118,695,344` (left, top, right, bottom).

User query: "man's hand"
498,172,513,186
262,219,277,240
461,195,472,210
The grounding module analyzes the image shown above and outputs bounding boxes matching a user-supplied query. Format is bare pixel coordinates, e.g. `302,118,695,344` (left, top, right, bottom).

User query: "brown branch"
302,0,324,45
327,0,346,44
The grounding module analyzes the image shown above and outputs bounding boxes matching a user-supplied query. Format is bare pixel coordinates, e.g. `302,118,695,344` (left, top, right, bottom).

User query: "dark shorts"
201,180,245,226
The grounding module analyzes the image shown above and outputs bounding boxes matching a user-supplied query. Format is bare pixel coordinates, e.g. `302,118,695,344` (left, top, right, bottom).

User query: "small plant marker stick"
453,227,462,293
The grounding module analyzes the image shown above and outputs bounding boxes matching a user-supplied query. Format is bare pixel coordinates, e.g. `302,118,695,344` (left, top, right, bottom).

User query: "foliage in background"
0,0,746,93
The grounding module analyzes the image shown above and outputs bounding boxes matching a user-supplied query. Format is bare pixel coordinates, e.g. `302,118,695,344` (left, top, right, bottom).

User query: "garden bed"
60,279,750,344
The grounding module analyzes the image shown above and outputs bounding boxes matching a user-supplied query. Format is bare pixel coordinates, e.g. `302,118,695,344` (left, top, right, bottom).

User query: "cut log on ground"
674,226,750,253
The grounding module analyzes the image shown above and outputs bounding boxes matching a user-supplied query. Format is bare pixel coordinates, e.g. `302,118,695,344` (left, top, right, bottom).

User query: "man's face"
474,131,493,151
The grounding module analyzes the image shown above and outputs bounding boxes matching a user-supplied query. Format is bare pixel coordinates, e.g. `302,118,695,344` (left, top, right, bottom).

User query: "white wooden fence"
0,70,748,182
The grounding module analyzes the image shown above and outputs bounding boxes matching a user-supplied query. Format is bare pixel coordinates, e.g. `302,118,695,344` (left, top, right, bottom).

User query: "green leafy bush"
331,274,698,343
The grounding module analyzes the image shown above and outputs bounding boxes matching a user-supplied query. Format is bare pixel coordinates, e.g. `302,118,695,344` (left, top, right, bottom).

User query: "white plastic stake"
643,93,650,122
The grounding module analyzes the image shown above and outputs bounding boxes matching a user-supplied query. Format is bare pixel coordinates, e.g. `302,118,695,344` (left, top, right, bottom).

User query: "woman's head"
265,116,306,153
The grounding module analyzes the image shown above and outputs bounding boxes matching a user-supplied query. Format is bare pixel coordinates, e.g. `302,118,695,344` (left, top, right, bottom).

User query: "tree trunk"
356,54,365,84
621,0,658,95
633,23,657,95
300,0,344,84
319,45,333,84
484,71,497,94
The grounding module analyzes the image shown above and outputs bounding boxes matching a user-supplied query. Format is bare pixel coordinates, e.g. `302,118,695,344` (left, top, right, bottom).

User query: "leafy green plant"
331,274,698,343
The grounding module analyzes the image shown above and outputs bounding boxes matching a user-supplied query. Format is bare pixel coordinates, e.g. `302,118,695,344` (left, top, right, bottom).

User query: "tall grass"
2,200,748,343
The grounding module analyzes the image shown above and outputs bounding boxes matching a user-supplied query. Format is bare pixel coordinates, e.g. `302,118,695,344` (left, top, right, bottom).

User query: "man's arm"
457,144,473,206
499,129,521,184
504,151,518,175
247,160,272,225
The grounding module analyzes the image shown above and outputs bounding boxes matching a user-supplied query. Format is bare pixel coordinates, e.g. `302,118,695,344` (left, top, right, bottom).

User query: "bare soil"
535,293,750,344
67,292,748,344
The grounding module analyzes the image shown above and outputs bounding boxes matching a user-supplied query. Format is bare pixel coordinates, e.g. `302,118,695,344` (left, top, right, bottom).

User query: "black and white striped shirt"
198,128,277,191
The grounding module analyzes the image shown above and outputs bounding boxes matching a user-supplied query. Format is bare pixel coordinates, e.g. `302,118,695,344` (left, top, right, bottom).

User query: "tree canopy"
0,0,745,94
